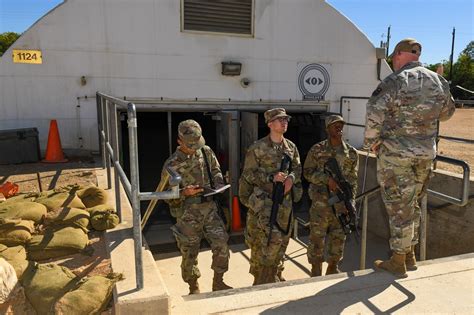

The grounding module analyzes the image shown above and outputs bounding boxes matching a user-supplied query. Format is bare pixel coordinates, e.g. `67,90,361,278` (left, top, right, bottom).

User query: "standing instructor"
364,38,455,277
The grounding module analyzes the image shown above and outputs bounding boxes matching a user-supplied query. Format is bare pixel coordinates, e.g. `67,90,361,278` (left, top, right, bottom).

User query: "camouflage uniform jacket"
364,61,455,159
160,145,224,217
304,139,358,206
240,136,303,211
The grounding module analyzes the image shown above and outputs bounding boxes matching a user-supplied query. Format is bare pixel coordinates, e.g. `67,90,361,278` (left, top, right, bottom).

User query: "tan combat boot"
276,269,286,282
212,272,233,291
325,261,340,275
374,252,408,278
188,279,200,295
406,246,418,271
311,262,322,277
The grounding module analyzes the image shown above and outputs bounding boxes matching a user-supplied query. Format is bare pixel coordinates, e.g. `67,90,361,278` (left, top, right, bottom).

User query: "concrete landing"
165,253,474,314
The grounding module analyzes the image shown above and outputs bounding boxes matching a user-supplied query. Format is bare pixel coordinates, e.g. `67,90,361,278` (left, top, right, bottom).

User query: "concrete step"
165,253,474,314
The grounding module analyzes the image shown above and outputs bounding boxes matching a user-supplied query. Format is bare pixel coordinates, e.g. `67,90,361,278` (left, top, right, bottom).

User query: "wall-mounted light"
221,61,242,76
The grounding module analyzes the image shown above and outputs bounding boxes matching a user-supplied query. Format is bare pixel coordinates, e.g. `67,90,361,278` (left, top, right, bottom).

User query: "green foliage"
0,32,20,57
424,41,473,99
451,41,474,99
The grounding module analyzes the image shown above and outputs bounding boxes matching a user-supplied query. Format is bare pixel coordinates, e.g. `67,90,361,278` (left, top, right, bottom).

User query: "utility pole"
386,25,391,57
449,27,456,83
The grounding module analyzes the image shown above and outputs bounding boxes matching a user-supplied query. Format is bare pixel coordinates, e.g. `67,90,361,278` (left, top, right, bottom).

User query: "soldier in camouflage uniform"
304,115,358,276
160,119,232,294
239,108,303,285
364,39,455,277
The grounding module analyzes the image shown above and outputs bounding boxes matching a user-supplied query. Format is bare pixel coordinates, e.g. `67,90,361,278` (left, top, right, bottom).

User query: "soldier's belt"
184,195,214,205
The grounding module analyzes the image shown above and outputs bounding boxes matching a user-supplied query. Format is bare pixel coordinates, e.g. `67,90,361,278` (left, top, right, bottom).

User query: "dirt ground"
0,156,99,193
437,108,474,174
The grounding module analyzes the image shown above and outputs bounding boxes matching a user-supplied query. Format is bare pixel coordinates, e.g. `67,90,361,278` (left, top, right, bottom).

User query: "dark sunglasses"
273,117,290,123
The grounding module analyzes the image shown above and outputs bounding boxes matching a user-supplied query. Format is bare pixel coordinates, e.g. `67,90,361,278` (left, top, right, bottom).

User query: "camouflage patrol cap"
325,114,345,128
178,119,205,150
389,38,422,58
264,108,291,123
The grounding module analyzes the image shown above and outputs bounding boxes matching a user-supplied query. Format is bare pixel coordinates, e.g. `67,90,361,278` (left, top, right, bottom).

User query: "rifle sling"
201,148,215,190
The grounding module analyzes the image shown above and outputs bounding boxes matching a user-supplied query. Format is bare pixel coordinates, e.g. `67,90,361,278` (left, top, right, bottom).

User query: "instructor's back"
364,38,455,278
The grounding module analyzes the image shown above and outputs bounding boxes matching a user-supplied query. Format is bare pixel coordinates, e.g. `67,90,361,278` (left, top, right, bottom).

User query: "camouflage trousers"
377,153,432,254
245,211,287,278
307,200,346,264
172,201,230,283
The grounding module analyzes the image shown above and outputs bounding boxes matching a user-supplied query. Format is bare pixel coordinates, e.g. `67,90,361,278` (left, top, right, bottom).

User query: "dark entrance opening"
120,111,218,228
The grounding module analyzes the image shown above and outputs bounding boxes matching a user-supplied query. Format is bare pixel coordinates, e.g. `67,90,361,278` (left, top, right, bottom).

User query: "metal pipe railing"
292,153,470,270
96,92,181,290
429,155,470,207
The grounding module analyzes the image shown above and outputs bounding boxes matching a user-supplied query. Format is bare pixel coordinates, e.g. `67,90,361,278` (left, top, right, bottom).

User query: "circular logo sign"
298,64,330,100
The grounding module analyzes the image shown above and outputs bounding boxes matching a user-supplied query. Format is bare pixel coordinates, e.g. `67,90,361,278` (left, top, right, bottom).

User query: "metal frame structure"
96,92,182,290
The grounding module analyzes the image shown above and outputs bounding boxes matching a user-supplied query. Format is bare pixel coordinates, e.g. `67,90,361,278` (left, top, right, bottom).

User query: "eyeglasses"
273,117,290,123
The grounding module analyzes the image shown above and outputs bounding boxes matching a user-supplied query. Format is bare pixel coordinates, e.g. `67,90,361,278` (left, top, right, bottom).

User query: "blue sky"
0,0,472,65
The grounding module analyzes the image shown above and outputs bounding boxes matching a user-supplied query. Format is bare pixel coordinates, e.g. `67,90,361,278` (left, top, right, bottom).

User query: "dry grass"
437,108,474,174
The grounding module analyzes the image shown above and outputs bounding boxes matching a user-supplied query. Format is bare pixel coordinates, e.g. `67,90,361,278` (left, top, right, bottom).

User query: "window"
182,0,253,36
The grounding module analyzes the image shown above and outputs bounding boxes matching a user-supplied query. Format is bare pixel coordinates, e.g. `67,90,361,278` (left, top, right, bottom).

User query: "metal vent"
183,0,253,35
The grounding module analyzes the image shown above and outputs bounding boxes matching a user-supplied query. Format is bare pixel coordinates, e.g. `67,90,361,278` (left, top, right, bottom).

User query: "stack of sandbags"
0,219,35,246
87,204,120,231
27,227,89,261
54,274,122,314
0,244,31,280
21,263,77,315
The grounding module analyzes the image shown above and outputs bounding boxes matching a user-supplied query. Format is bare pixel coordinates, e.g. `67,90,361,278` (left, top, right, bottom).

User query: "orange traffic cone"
231,196,243,232
42,120,68,163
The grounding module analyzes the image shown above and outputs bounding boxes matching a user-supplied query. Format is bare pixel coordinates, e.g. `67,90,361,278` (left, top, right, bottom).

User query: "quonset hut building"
0,0,390,203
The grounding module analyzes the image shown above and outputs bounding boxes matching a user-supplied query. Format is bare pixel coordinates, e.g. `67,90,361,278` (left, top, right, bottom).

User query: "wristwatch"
268,174,274,183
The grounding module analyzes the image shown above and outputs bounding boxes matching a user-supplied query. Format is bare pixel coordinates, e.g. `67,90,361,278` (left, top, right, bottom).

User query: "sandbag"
77,186,108,208
27,227,89,261
54,275,119,315
0,244,27,262
21,263,77,315
0,219,35,246
0,244,31,280
0,201,47,223
91,212,120,231
1,193,38,204
36,191,86,211
86,204,116,216
0,258,18,304
43,207,90,232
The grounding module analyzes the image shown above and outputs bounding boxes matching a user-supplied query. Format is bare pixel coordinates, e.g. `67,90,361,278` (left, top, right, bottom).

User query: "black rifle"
324,157,359,241
201,148,228,227
267,154,293,246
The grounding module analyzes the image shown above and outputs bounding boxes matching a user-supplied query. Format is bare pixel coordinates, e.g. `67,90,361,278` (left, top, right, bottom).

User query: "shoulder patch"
371,87,382,97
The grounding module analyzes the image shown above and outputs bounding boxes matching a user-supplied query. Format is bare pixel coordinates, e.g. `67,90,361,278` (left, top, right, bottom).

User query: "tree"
0,32,20,57
450,41,474,99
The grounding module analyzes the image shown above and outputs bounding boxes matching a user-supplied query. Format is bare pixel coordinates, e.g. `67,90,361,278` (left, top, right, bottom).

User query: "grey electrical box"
0,128,41,164
376,47,386,59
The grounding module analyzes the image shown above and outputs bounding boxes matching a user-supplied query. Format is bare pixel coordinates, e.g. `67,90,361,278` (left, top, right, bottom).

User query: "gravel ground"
438,108,474,174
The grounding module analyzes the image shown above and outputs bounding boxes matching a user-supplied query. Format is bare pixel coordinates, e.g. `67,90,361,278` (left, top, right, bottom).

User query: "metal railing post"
127,103,144,290
420,195,428,261
104,100,112,189
112,103,122,220
359,195,369,269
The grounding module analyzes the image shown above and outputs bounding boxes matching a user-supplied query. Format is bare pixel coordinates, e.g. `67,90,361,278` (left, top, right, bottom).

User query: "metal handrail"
96,92,181,290
292,153,470,270
429,155,470,207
